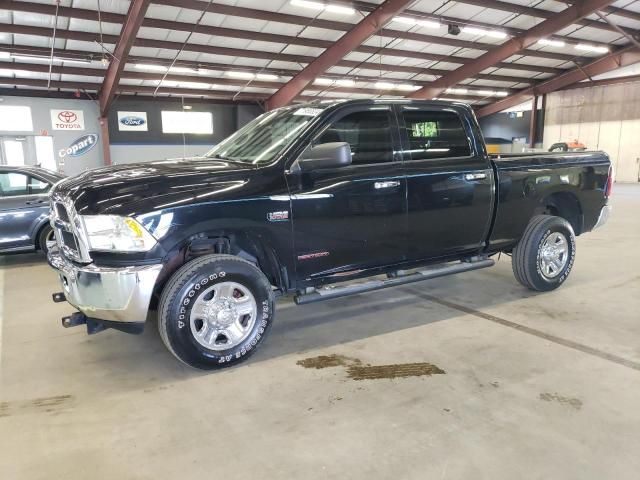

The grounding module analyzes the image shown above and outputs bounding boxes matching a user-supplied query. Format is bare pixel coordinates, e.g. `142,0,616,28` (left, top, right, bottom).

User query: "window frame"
303,104,402,168
27,175,52,195
396,106,476,162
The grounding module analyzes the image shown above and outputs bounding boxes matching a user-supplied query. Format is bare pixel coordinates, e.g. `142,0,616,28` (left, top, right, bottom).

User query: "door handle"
374,180,400,189
464,172,487,181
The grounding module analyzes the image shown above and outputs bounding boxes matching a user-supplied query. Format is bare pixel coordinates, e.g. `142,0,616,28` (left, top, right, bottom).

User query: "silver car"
0,165,63,254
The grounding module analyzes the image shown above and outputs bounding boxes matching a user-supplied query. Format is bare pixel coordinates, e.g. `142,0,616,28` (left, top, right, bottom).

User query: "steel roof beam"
0,77,487,105
150,0,592,62
99,0,150,115
0,60,519,99
476,46,640,117
455,0,640,37
0,44,533,88
265,0,415,109
0,23,568,77
409,0,617,100
0,1,572,74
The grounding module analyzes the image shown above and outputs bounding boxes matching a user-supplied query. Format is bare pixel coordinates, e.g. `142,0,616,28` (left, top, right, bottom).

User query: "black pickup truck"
47,99,612,369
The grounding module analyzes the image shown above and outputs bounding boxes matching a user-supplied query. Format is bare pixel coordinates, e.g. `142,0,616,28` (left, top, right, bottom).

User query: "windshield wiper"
208,154,250,165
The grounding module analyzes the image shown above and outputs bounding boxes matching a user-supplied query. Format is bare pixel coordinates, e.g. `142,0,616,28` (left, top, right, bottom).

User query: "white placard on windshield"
293,108,323,117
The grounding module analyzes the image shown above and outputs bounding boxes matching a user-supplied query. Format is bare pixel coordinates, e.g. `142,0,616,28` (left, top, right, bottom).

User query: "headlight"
81,215,157,252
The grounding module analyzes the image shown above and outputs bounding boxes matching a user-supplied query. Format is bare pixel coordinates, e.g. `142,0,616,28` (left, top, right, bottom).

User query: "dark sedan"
0,165,63,254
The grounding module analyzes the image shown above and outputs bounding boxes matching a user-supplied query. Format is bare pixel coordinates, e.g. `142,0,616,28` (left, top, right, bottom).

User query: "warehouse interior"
0,1,639,478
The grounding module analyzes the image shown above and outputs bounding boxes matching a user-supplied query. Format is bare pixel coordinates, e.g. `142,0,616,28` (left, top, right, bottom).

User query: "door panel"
398,107,494,261
287,106,406,282
0,172,50,251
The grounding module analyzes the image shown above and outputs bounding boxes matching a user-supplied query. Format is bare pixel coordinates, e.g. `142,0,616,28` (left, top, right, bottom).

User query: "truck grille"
50,198,91,263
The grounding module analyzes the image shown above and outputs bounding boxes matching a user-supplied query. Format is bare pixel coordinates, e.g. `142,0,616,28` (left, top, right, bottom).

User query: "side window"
402,110,471,160
28,176,51,194
317,110,393,165
0,172,29,197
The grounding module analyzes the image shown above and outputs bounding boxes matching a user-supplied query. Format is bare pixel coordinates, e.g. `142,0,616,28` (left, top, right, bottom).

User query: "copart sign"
51,109,85,130
59,134,98,158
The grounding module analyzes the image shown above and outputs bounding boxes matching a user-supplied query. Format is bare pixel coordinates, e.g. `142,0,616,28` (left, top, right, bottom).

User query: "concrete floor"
1,185,639,480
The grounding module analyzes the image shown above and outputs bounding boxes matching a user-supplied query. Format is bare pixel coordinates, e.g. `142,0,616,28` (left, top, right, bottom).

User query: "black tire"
37,224,54,254
512,215,576,292
158,254,275,370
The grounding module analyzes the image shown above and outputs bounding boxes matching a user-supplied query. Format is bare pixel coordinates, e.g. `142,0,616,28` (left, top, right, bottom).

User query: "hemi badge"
267,210,289,222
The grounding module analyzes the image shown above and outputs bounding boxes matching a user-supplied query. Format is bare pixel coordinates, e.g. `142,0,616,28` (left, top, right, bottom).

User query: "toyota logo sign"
51,109,85,130
58,111,78,123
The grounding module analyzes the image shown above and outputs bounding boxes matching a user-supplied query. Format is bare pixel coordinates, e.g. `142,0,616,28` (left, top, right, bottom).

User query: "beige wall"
543,81,640,183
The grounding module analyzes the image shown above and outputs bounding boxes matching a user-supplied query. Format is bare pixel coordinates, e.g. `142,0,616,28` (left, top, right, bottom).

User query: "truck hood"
52,157,258,216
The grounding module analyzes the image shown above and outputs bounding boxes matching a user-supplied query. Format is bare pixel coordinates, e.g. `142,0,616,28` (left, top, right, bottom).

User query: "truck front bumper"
47,245,162,324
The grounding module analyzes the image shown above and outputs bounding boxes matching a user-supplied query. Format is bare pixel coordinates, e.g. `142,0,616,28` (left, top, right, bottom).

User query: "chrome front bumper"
593,204,612,230
47,245,162,323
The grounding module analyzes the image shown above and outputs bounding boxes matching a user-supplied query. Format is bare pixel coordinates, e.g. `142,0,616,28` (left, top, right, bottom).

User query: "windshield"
204,106,328,165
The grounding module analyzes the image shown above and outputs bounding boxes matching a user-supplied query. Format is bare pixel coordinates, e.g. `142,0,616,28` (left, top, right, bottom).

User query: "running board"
294,257,494,305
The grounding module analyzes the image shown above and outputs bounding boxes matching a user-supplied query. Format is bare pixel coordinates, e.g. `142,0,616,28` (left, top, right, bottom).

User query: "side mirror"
294,142,352,173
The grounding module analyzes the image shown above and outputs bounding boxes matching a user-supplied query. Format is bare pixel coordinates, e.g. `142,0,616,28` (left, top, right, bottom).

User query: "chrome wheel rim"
539,232,569,279
189,281,257,351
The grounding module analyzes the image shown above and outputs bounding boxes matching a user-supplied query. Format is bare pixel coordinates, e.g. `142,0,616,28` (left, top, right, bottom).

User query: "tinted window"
29,176,51,194
402,110,471,160
317,110,393,165
0,172,28,197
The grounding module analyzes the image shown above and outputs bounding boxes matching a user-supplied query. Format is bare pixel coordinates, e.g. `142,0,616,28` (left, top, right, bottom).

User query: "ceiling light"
575,43,609,54
335,79,355,87
375,82,416,90
314,78,334,86
183,105,193,110
10,53,91,64
495,91,508,97
256,73,279,80
135,63,168,72
477,90,496,96
0,52,10,59
135,63,197,73
226,71,256,79
461,26,507,39
397,84,419,91
170,66,197,74
290,0,355,15
179,81,211,89
537,38,565,48
392,16,441,29
446,88,468,95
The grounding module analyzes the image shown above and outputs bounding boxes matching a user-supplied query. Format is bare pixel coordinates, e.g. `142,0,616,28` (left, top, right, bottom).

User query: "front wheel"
512,215,576,292
158,254,275,370
38,225,55,254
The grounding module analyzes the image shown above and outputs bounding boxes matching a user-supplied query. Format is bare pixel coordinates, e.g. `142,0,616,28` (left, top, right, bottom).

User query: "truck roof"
285,98,472,110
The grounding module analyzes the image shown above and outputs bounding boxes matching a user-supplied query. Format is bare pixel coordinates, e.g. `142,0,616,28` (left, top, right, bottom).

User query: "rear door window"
0,172,29,197
401,110,472,160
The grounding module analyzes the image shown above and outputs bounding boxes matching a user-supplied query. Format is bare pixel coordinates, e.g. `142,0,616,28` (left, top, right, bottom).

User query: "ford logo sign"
120,116,146,127
59,134,98,158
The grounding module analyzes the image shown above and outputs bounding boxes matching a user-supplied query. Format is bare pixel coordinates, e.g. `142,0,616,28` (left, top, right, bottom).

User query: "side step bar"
294,257,494,305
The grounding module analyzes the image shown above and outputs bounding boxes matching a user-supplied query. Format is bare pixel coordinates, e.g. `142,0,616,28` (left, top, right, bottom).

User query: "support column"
99,116,111,166
529,95,539,149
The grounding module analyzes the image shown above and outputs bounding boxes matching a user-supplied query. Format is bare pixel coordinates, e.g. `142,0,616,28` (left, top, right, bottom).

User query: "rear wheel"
512,215,576,292
158,254,275,370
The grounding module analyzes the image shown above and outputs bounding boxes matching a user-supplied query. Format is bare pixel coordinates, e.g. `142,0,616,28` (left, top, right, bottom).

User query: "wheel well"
538,192,583,235
153,233,287,303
